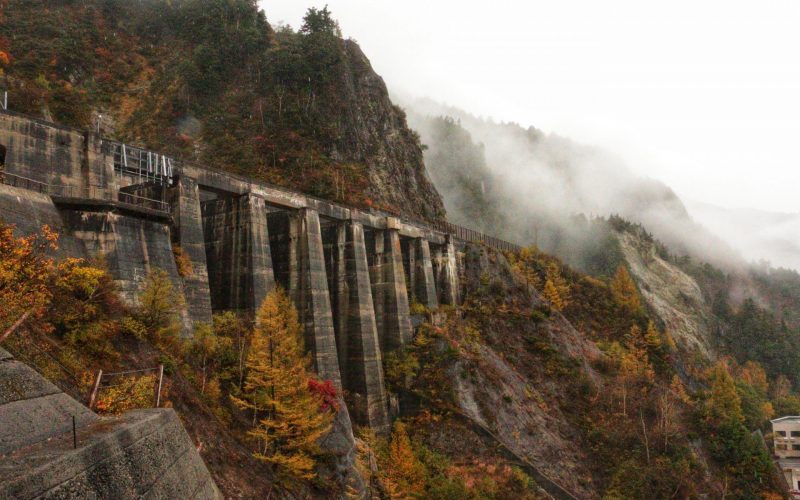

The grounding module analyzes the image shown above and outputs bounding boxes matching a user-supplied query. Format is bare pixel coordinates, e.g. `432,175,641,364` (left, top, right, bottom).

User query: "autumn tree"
0,221,58,342
509,246,542,290
543,279,565,312
545,262,570,305
701,361,777,497
136,268,185,351
213,311,249,388
382,421,426,497
610,265,641,312
50,257,120,359
190,322,230,395
231,287,333,480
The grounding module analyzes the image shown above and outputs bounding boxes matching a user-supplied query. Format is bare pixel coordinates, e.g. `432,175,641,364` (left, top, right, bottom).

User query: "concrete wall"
0,111,113,191
0,347,221,499
367,229,413,352
0,184,87,258
61,210,193,336
0,110,480,436
202,194,275,316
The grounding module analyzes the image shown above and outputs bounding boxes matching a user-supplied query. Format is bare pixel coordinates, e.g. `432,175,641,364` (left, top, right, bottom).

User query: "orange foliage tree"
0,221,58,342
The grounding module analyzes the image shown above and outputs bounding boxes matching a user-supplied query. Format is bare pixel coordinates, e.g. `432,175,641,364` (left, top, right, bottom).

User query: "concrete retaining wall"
0,348,221,499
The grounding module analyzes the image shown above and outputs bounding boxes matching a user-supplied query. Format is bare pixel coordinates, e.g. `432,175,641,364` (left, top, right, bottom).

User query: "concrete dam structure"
0,109,518,433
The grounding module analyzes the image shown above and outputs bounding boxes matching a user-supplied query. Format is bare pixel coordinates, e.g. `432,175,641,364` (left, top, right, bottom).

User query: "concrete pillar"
242,194,275,313
341,222,390,431
169,176,213,327
288,208,343,391
368,226,412,352
202,193,275,317
410,238,438,310
323,223,348,365
434,236,460,306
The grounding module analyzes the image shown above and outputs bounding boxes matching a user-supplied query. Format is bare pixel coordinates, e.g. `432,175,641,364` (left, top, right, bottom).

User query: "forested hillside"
2,1,800,499
0,0,444,220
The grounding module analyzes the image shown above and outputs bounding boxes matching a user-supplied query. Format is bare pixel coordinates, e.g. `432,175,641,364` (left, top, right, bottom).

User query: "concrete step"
0,347,220,499
0,357,96,455
0,409,220,499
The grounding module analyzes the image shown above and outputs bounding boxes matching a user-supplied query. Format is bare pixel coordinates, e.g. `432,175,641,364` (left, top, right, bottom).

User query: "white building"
771,416,800,497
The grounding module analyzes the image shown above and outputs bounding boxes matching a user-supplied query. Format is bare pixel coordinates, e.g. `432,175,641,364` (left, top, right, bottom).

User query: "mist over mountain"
688,201,800,271
401,97,784,272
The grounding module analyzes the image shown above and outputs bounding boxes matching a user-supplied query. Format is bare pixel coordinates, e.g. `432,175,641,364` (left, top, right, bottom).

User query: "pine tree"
543,279,565,311
231,287,333,480
610,265,641,312
383,421,425,497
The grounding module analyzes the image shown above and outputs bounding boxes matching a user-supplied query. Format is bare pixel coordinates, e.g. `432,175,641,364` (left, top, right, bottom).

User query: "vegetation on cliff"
0,0,444,220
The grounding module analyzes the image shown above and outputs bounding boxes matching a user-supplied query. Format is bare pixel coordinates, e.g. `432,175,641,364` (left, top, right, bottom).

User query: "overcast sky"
260,1,800,214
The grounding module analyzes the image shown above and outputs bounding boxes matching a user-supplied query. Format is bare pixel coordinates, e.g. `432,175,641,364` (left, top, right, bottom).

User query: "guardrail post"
88,369,103,409
154,364,164,408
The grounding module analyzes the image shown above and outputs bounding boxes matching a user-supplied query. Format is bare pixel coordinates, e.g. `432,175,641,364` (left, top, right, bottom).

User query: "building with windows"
772,416,800,497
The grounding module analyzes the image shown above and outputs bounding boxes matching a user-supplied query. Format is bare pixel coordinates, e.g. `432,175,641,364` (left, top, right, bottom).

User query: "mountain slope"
0,0,444,221
403,98,742,269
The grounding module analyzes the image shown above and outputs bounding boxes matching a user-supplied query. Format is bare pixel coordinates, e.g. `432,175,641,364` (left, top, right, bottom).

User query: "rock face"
312,40,446,222
0,347,222,499
616,230,714,358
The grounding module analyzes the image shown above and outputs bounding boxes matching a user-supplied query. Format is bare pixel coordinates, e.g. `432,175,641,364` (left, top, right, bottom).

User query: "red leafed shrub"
307,379,339,412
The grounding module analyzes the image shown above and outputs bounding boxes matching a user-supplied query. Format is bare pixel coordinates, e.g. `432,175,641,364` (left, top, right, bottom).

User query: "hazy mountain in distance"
688,201,800,271
401,96,744,270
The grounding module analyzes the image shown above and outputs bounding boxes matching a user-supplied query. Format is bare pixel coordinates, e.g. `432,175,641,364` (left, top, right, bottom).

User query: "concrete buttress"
412,238,438,310
287,208,343,391
340,222,390,431
169,176,213,326
368,228,413,352
202,193,275,317
434,235,460,306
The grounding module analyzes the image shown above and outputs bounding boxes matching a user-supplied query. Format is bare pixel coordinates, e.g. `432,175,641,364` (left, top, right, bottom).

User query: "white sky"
260,1,800,213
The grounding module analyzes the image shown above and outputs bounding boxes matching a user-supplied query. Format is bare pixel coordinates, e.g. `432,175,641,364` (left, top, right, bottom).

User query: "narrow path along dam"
0,108,519,434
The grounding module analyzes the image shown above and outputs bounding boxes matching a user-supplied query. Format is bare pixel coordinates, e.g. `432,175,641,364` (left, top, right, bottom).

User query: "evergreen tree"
231,287,333,480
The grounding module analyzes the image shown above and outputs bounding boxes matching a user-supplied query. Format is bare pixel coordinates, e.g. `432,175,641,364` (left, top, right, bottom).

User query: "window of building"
777,444,788,450
791,431,800,437
778,431,787,437
793,444,800,450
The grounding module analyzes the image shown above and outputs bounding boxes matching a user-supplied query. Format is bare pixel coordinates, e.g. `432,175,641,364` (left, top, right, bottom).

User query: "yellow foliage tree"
510,246,542,290
644,321,662,350
383,421,425,498
703,361,744,428
231,287,333,481
137,268,184,352
545,262,570,307
610,265,641,312
542,279,565,312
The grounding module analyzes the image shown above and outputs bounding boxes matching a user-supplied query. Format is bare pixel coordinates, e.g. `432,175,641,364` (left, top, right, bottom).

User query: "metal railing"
1,171,170,215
